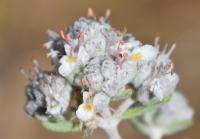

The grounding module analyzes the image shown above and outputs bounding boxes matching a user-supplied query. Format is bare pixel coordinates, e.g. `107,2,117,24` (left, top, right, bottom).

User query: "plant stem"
115,98,134,118
149,128,163,139
103,126,122,139
95,108,122,139
150,134,162,139
95,98,134,139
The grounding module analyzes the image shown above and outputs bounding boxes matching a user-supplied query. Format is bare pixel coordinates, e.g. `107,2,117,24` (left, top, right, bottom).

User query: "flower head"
22,9,194,138
58,55,77,77
76,102,95,122
130,45,158,62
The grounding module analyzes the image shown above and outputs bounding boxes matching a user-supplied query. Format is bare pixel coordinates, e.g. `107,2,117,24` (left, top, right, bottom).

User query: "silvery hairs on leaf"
22,60,72,117
136,45,179,104
83,56,128,98
41,75,72,116
21,60,48,117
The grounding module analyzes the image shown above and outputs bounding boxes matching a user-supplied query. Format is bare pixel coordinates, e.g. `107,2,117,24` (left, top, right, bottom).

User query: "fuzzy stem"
103,126,122,139
95,99,134,139
149,134,162,139
95,107,122,139
115,98,134,118
149,128,163,139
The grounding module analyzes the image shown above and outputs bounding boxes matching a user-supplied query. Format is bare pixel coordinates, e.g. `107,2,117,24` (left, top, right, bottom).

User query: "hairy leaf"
164,119,193,135
41,120,80,132
113,88,134,100
122,94,172,119
36,115,81,132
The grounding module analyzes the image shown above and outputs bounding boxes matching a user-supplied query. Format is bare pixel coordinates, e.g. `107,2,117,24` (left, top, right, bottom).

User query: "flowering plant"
21,9,194,139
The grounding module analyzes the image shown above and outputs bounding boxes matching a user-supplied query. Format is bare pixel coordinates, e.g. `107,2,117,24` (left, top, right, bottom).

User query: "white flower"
62,34,89,66
58,55,77,77
130,45,158,62
76,102,95,122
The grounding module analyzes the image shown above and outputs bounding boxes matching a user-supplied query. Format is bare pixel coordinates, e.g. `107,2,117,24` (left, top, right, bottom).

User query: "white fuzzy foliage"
41,76,72,115
157,91,194,126
137,91,194,138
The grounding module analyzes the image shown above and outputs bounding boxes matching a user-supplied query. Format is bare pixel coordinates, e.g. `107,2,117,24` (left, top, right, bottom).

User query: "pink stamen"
66,34,72,42
60,30,66,39
105,9,111,19
80,78,86,86
78,32,84,45
115,58,123,69
123,27,127,33
87,8,94,17
99,16,104,22
120,40,125,45
117,47,123,52
123,52,128,59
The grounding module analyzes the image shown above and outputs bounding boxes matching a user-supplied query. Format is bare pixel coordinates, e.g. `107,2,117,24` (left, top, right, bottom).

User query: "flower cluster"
22,9,194,139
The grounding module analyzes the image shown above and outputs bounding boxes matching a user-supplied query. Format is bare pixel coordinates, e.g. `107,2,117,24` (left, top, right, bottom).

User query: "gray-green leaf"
122,94,172,119
164,119,193,135
113,89,134,100
41,120,81,132
35,115,81,132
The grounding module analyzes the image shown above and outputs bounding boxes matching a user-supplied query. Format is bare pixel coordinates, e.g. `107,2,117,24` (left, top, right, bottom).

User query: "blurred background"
0,0,200,139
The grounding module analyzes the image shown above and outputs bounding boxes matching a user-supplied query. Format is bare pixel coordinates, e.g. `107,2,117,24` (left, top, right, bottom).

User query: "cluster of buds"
22,9,194,139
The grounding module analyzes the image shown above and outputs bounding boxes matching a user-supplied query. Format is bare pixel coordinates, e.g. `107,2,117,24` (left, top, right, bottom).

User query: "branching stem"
95,98,135,139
